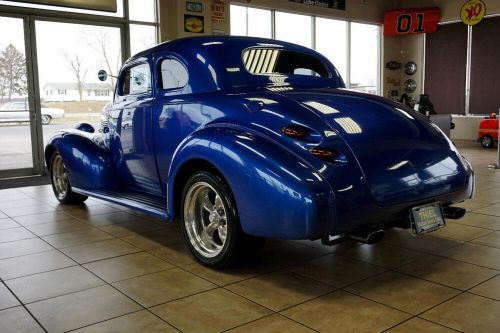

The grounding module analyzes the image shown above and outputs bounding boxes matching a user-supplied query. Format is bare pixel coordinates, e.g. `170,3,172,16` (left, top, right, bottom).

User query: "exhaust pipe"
443,206,466,220
349,230,385,244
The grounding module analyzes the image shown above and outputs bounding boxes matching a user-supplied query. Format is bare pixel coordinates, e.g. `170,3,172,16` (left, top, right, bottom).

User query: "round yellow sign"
461,0,486,25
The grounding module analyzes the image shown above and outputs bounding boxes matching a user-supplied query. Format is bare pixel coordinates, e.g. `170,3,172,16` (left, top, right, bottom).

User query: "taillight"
281,125,322,143
309,147,346,164
282,125,309,140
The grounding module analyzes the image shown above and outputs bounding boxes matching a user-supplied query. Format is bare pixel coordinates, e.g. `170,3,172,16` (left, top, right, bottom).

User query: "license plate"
410,202,445,235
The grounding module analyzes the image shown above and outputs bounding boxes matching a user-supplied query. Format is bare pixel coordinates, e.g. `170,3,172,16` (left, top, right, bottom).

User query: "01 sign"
384,8,441,36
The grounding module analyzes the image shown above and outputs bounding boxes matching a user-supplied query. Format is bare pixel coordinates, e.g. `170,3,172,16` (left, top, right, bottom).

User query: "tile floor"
0,146,499,333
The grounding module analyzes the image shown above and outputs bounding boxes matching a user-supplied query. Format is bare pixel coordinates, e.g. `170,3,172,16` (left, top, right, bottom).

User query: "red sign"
384,8,440,36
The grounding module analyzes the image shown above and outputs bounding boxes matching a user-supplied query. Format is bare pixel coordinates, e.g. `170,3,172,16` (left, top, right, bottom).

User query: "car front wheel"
181,171,263,268
41,115,51,125
50,151,88,204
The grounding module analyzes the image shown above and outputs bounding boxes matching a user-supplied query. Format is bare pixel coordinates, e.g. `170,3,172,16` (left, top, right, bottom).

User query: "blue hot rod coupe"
46,36,474,268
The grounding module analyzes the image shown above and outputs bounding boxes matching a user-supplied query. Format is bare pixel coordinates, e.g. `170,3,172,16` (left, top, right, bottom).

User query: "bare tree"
0,44,27,102
87,29,121,89
63,52,88,102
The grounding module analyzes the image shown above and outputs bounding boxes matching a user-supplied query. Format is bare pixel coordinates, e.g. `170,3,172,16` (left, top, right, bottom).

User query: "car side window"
160,59,188,90
121,63,151,96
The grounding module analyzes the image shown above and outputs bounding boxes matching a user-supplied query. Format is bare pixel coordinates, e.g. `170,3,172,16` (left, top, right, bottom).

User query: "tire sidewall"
181,171,240,267
481,135,493,148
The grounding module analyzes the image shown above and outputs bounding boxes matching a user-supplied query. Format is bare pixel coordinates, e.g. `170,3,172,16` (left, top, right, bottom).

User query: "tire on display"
50,151,88,204
181,171,264,268
481,135,494,148
41,115,51,125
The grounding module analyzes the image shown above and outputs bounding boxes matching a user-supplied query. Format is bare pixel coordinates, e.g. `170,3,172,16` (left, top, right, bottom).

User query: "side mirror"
98,69,108,82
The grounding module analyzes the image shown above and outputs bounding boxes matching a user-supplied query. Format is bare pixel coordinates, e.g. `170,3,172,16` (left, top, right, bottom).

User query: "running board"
72,187,169,220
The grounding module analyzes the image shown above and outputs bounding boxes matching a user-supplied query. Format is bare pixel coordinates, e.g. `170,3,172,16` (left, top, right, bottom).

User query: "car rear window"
242,48,329,78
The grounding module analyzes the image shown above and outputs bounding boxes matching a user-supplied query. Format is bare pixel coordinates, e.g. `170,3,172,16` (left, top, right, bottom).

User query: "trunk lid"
279,88,467,206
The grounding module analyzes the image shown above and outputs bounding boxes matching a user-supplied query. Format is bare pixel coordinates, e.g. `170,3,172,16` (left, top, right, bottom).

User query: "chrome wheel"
52,154,68,200
184,181,228,258
41,115,51,125
481,135,493,148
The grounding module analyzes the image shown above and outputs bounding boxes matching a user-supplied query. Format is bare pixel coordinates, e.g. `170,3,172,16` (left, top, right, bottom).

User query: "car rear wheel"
481,135,494,148
41,115,51,125
181,171,264,268
50,152,88,204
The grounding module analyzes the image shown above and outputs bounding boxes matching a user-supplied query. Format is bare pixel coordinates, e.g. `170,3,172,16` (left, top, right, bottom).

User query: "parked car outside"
0,100,64,125
478,113,498,148
45,36,474,268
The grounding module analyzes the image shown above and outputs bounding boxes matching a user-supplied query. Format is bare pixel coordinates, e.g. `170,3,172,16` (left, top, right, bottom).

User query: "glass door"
35,20,122,139
0,16,34,173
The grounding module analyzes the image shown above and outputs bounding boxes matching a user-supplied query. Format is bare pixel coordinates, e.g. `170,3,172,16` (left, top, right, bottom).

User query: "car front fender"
168,126,336,239
45,129,118,191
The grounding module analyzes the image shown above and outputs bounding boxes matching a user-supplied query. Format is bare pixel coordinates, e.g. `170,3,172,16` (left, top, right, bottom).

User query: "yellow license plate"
411,202,446,235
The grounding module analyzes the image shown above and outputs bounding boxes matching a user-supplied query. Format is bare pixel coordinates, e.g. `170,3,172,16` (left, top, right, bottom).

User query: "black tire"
481,135,494,148
50,151,88,204
41,115,51,125
181,171,264,268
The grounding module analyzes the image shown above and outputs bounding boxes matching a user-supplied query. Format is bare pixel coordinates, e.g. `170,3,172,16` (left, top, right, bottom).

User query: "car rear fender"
168,125,336,239
45,130,118,190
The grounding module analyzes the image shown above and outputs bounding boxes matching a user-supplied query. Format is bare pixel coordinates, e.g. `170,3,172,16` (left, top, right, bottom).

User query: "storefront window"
315,17,347,81
275,11,312,48
350,22,380,94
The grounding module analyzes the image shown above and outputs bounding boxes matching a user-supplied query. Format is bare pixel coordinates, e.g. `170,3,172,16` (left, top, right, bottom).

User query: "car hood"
276,88,469,206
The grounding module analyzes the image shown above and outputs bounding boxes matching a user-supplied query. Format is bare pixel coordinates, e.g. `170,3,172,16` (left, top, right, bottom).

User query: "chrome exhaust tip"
349,230,385,244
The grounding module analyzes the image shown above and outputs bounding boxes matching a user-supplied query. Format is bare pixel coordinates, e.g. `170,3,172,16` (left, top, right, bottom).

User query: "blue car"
45,36,474,268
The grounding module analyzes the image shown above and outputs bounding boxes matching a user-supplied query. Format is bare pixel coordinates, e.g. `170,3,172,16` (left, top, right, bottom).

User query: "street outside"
0,119,100,171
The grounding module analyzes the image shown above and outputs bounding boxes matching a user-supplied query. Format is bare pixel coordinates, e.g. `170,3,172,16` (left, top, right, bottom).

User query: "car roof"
126,36,344,93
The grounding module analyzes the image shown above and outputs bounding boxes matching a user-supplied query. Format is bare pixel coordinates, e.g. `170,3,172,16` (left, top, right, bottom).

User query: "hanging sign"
185,15,204,33
288,0,345,11
384,8,440,36
460,0,486,26
211,0,225,23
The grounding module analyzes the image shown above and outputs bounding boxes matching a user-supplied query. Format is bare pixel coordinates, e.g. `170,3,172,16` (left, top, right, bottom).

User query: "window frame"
158,56,189,92
117,60,153,97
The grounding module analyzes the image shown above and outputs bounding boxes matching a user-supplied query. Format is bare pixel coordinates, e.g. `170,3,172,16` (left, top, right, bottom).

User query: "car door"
110,59,163,196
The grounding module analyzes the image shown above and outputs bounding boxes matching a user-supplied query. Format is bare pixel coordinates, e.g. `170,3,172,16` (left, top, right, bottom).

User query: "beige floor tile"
76,211,141,227
120,229,184,250
42,227,114,248
227,314,314,333
0,227,36,243
432,223,492,241
226,270,334,311
0,283,20,310
151,288,271,333
288,254,386,288
0,306,44,333
383,228,464,253
27,285,141,333
6,266,104,303
442,242,500,270
112,268,216,307
421,293,500,332
61,239,141,264
64,204,121,220
83,252,174,283
0,237,52,260
258,241,329,268
471,231,500,248
25,219,91,237
386,317,457,333
73,310,178,333
0,191,31,202
397,255,499,290
454,212,500,230
0,198,56,210
0,250,75,280
337,242,423,269
345,271,460,315
281,290,411,333
474,203,500,216
148,243,197,266
292,239,361,254
2,204,62,217
183,261,266,286
98,219,166,237
13,211,74,226
469,275,500,301
0,218,20,230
